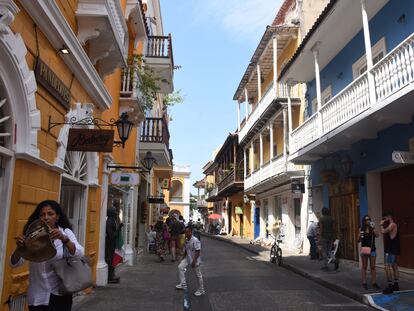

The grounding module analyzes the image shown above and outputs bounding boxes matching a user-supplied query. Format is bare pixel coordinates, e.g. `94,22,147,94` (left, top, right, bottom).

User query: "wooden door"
382,165,414,269
330,193,359,261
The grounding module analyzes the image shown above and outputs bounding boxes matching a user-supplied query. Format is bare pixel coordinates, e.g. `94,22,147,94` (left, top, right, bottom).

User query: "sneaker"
393,283,400,291
175,284,186,290
382,285,394,295
194,290,205,297
372,283,381,290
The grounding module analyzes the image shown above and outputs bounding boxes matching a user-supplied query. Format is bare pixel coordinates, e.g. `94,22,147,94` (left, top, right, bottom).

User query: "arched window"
170,180,183,202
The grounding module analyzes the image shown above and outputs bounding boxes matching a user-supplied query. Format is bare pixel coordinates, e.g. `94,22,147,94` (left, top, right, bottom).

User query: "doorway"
60,177,87,244
227,202,232,234
254,207,260,239
382,165,414,269
239,214,244,237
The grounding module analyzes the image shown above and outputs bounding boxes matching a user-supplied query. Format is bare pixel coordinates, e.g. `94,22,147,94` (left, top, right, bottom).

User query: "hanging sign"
161,178,170,189
34,57,71,109
111,171,140,186
392,151,414,164
67,128,114,152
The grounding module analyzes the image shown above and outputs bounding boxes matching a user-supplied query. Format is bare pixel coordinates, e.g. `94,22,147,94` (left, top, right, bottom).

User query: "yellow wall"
274,124,284,156
1,160,60,306
262,134,270,163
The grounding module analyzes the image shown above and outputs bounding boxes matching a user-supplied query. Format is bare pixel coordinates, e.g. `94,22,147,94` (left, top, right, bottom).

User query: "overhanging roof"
279,0,389,83
233,26,299,102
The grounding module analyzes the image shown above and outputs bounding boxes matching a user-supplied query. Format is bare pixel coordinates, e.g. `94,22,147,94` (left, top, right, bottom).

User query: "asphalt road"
74,237,370,311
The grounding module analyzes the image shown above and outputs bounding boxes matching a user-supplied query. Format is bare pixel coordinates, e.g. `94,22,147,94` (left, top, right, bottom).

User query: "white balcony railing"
245,155,304,190
239,83,299,142
290,33,414,155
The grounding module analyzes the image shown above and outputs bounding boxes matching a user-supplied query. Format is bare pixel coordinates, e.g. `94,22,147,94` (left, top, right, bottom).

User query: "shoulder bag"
52,244,93,294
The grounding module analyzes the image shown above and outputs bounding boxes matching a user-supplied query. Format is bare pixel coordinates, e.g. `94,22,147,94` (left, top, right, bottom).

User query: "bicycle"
269,233,283,266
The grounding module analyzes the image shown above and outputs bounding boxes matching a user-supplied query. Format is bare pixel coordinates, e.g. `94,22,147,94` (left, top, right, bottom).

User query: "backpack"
171,220,185,236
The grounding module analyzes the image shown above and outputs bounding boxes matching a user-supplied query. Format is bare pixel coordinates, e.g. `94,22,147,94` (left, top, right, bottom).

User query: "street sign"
111,171,140,186
392,151,414,164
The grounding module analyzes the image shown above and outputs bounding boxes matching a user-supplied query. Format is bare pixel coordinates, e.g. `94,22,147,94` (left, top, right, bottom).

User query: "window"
311,85,332,114
352,37,386,79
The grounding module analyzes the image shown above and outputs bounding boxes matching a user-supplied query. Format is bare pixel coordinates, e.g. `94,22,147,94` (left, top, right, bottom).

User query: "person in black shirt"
381,211,401,294
358,215,380,290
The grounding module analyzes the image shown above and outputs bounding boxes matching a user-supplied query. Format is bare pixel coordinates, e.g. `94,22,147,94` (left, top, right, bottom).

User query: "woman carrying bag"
10,200,84,311
358,215,380,290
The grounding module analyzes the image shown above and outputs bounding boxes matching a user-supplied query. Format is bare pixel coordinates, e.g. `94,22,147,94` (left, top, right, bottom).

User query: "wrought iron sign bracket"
47,115,117,132
106,164,149,172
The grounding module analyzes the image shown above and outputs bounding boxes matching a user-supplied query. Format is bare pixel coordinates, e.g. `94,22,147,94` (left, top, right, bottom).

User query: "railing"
239,82,300,142
140,117,170,149
145,34,174,68
197,199,208,207
218,169,235,192
244,155,304,190
120,65,145,100
290,33,414,155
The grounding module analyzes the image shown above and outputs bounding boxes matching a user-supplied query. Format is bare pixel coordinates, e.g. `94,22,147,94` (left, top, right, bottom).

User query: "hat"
18,219,56,262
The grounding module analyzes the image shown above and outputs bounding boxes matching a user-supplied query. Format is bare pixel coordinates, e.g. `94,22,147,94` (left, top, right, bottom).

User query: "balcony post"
244,148,247,179
311,43,323,136
361,0,376,105
269,122,274,160
251,142,255,172
237,102,241,131
283,108,288,169
287,81,293,135
273,36,278,96
131,65,138,98
257,64,262,102
259,134,263,181
244,88,249,116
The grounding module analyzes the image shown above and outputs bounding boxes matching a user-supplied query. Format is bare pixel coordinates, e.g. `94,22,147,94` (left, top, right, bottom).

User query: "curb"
202,233,367,306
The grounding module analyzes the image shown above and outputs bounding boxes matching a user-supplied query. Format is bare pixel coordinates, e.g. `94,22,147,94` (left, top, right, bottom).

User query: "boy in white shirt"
175,226,205,296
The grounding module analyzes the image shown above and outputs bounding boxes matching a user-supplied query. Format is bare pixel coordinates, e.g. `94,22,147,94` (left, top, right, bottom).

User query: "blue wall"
311,118,414,219
306,0,414,116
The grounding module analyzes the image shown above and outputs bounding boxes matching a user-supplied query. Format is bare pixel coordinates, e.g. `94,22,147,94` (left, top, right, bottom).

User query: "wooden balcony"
217,168,244,197
144,35,174,93
140,116,172,166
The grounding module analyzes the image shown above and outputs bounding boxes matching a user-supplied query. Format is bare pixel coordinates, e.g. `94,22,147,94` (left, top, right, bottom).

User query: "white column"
123,186,135,266
283,108,288,166
251,142,254,172
259,133,263,167
312,43,323,136
96,154,113,286
244,88,249,117
269,122,274,160
243,148,247,179
237,102,241,131
287,83,293,135
273,36,278,95
361,0,377,105
257,64,262,102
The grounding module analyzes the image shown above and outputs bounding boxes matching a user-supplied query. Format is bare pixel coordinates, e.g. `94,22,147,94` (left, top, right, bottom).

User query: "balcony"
217,169,244,197
140,117,172,169
245,155,304,194
289,33,414,163
76,0,128,77
144,35,174,94
205,185,219,202
238,83,300,145
119,65,145,125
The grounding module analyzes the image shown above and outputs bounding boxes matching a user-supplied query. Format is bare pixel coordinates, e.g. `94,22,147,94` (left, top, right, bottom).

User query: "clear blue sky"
160,0,282,193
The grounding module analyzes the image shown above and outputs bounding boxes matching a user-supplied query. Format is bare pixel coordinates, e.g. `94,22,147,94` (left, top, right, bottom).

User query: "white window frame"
311,85,332,114
352,37,386,79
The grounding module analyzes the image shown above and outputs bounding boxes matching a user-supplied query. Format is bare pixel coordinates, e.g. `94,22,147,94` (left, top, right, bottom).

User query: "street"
74,237,369,311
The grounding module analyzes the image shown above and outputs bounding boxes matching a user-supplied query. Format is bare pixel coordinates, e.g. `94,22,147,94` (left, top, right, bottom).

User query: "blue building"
280,0,414,268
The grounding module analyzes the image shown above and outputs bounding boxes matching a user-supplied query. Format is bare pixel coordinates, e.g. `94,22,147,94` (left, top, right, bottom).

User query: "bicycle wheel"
270,245,276,263
276,247,282,266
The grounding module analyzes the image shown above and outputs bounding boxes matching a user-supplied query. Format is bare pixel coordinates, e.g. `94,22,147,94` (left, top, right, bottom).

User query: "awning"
235,206,243,215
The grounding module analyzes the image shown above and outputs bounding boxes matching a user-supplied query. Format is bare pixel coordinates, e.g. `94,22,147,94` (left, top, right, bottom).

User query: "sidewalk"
202,232,414,310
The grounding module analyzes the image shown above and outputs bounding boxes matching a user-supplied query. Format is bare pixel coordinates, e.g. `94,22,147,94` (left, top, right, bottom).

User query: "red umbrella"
208,213,222,220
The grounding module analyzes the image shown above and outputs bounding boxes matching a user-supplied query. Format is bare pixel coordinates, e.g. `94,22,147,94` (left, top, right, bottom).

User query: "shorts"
385,253,398,264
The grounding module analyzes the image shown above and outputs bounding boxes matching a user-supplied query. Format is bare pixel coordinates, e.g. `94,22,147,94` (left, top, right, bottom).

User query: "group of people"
307,208,401,294
148,215,206,297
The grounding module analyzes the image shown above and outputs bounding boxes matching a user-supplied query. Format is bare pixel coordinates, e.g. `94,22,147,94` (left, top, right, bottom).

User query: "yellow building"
0,0,174,309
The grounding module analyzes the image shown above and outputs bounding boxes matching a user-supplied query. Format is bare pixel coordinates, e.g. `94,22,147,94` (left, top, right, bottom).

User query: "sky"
160,0,283,193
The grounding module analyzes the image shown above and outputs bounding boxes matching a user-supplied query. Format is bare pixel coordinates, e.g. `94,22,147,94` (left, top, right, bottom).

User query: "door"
60,178,87,244
228,202,232,233
239,214,244,237
330,193,359,261
254,207,260,239
382,165,414,269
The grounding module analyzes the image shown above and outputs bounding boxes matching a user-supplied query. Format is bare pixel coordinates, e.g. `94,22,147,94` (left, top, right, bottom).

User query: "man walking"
381,211,401,294
307,220,319,260
175,226,205,297
319,207,334,271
